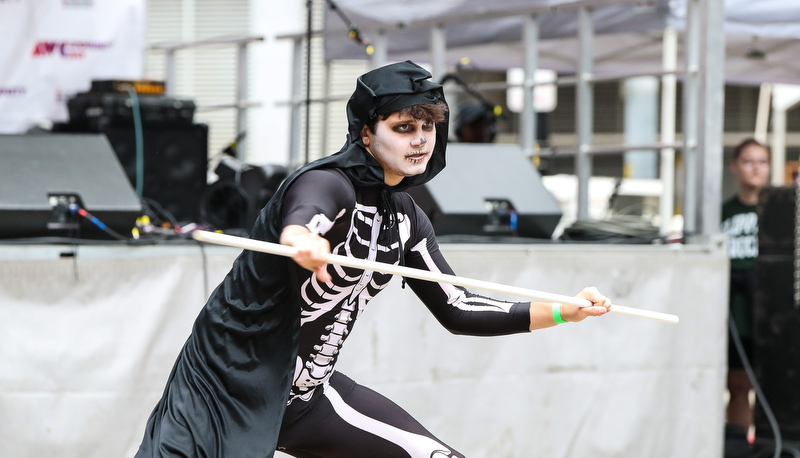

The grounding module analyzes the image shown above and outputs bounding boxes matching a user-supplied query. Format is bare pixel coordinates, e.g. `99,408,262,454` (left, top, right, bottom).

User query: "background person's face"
361,113,436,186
731,144,770,191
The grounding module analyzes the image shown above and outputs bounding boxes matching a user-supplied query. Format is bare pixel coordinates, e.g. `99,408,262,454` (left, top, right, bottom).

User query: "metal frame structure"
279,0,726,239
149,35,264,159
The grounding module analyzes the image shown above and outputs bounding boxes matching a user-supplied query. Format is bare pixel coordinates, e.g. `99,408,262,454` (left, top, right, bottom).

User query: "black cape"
135,61,449,457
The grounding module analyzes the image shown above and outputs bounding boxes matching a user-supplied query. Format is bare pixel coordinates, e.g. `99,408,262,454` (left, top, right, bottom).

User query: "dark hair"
365,100,448,133
733,138,769,160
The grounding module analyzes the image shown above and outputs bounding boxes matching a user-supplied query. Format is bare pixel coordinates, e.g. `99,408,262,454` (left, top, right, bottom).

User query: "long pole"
192,230,679,324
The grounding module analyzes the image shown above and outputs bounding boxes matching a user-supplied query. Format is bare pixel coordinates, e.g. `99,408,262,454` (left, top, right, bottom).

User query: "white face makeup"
361,113,436,186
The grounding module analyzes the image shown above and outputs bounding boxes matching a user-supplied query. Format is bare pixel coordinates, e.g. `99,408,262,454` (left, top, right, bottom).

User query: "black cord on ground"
729,316,800,458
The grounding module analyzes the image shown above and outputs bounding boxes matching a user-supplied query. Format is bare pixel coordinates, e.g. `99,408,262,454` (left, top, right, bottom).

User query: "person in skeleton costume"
135,61,611,458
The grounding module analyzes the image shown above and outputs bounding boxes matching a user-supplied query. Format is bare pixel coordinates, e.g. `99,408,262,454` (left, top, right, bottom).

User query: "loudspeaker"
754,186,800,441
55,123,209,223
0,134,141,239
757,186,796,255
101,124,208,223
406,144,562,239
201,156,288,231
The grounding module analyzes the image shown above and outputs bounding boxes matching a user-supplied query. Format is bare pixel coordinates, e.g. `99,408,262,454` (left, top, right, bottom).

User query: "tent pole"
288,37,304,169
430,24,446,81
754,83,772,144
660,27,678,236
771,106,787,186
682,0,701,236
576,6,594,222
521,14,539,159
697,0,726,236
370,30,387,69
321,60,331,157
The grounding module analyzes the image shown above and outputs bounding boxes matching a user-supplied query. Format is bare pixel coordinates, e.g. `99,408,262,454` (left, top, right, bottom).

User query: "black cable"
729,316,800,458
141,197,180,230
326,0,369,48
439,73,495,111
68,225,79,282
560,216,662,243
70,204,129,242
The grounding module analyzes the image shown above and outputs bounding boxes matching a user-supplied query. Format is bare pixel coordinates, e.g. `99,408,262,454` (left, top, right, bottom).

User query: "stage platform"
0,239,728,457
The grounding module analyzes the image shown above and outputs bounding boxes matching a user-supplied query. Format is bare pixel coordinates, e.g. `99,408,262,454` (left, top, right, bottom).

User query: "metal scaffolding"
149,35,264,159
279,0,726,239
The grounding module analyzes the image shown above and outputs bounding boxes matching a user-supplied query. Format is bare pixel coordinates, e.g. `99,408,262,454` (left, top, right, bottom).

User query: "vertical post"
371,30,388,69
575,6,594,221
754,83,772,144
771,106,787,186
165,49,176,97
430,24,446,82
682,0,700,235
181,0,195,96
235,42,248,159
697,0,726,236
321,61,331,157
289,37,304,169
623,77,659,179
659,27,677,236
304,0,313,165
521,14,538,158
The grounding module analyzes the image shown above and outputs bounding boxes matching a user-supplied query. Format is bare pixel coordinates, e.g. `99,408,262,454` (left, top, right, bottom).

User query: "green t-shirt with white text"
721,196,758,271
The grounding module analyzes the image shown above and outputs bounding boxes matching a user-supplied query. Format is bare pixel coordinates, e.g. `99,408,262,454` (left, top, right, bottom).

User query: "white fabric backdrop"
0,241,727,457
0,0,145,134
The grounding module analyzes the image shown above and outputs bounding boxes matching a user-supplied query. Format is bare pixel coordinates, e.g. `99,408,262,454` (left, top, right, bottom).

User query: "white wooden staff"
192,230,679,324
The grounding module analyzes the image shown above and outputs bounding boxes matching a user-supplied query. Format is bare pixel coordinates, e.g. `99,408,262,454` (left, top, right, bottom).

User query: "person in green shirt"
720,138,770,451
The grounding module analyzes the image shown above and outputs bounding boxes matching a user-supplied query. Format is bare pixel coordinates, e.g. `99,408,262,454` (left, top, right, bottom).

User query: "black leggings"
276,372,465,458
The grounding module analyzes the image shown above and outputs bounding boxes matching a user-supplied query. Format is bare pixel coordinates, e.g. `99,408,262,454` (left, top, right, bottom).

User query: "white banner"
0,0,145,134
0,242,727,457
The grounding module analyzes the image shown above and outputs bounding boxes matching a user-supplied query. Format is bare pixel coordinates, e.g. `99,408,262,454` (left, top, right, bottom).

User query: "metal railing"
148,35,264,159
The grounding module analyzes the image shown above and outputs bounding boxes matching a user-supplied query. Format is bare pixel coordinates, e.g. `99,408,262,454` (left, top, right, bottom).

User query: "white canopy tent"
281,0,800,238
322,0,800,85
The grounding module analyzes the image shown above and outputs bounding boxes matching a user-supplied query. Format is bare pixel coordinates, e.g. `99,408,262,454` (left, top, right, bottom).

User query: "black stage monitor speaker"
0,134,142,239
407,144,562,239
754,186,800,441
54,122,209,224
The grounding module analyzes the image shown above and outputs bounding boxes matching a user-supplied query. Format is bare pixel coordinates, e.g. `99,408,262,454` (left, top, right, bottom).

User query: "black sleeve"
400,197,531,336
281,169,355,235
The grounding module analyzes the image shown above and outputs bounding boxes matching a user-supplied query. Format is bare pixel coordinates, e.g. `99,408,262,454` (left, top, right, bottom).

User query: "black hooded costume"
135,61,531,458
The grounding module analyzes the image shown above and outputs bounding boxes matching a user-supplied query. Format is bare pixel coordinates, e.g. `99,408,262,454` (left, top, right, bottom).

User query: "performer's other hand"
280,225,332,283
560,287,611,322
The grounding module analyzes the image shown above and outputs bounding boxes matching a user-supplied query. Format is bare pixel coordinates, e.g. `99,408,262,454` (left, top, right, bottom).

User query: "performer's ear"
360,126,371,146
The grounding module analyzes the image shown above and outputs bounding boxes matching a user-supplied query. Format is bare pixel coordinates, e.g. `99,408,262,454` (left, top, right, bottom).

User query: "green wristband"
552,303,567,324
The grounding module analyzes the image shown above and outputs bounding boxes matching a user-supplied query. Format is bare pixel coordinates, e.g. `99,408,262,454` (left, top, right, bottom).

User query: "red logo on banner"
0,87,26,96
32,41,111,58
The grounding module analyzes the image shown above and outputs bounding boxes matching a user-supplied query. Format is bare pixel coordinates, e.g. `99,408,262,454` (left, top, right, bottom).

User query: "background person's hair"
733,137,769,160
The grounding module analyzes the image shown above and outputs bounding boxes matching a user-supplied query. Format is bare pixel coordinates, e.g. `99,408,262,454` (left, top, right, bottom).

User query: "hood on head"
342,60,449,191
